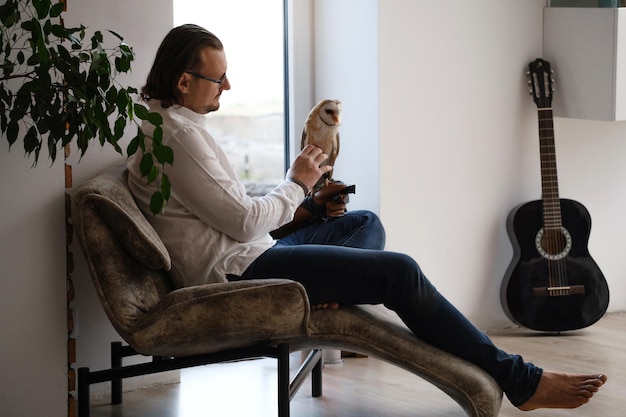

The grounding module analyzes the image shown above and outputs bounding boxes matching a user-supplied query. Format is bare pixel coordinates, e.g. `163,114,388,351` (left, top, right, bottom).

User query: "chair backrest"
73,165,173,340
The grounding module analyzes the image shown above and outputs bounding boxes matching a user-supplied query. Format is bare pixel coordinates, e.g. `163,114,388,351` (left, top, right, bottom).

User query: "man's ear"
177,72,191,94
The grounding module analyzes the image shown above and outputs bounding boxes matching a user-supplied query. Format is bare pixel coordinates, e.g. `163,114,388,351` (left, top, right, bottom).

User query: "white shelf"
543,7,626,120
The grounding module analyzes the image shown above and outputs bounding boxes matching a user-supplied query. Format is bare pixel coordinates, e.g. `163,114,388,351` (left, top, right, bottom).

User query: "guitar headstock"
527,58,554,109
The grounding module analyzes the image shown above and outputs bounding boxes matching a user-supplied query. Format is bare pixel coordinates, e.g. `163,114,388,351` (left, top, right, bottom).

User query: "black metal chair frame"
77,342,323,417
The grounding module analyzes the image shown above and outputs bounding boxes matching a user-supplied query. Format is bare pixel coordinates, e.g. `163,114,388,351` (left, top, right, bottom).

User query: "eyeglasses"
185,71,227,87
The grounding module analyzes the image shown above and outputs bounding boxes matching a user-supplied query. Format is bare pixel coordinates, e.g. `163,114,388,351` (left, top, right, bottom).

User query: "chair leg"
277,343,290,417
77,367,91,417
311,354,323,397
111,341,123,405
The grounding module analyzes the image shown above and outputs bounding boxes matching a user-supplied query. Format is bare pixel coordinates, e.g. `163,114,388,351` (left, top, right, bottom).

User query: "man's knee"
350,210,386,249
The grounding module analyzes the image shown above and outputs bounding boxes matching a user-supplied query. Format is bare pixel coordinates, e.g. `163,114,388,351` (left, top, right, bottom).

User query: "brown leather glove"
304,181,354,218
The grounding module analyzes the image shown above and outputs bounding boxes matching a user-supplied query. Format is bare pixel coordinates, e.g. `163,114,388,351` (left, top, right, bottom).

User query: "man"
128,24,606,412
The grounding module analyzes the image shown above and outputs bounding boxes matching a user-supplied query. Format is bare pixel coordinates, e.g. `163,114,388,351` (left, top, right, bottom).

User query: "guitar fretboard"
537,107,562,230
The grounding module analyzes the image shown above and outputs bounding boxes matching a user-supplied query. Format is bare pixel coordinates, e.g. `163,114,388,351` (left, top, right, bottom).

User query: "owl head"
315,99,342,126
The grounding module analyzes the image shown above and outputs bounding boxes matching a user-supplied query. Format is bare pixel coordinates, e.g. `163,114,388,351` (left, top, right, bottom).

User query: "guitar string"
540,107,567,296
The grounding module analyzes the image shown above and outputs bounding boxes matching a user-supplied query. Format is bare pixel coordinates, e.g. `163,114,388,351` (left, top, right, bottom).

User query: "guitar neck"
537,107,562,229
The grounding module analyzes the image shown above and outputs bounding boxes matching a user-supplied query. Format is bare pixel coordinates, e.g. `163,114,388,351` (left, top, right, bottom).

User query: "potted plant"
0,0,170,213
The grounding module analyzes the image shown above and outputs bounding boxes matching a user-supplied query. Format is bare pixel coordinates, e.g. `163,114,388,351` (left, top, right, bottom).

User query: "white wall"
0,138,66,415
376,0,626,328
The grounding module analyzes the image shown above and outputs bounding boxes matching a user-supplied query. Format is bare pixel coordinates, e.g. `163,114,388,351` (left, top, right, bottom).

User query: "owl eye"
325,109,334,115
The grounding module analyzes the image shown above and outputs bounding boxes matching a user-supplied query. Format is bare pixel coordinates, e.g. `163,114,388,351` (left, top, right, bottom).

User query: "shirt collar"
147,99,209,127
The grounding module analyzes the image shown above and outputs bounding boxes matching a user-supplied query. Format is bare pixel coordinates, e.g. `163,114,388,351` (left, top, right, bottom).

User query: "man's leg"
238,244,542,405
275,210,386,250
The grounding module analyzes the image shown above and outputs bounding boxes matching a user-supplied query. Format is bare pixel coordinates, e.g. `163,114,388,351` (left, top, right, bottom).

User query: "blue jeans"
234,210,542,406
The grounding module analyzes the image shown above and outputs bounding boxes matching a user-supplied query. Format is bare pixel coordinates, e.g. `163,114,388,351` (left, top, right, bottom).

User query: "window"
174,0,286,195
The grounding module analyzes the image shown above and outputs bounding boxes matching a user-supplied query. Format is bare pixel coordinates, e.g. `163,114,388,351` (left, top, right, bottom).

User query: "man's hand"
312,181,351,217
311,181,354,218
286,145,333,193
270,181,355,239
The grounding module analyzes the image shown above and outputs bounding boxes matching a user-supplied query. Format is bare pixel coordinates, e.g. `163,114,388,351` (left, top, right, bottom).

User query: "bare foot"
518,372,607,411
311,302,339,310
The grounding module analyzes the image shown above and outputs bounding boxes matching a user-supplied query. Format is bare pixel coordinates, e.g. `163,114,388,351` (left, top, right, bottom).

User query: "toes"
578,387,595,398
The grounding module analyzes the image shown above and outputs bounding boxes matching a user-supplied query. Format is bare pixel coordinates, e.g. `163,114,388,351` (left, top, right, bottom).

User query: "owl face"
319,100,342,126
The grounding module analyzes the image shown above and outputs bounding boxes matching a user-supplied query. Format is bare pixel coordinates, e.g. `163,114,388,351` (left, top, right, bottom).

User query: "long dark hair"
141,24,223,107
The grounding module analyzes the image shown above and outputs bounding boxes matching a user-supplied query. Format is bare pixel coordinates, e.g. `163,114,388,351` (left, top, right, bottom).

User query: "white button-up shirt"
128,100,303,288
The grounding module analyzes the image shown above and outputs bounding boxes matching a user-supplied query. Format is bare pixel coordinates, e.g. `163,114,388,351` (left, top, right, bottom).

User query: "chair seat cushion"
129,279,311,357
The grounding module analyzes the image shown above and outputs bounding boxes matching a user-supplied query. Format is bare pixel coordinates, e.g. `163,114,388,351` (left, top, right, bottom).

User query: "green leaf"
153,143,166,164
113,116,125,140
105,85,117,105
154,143,174,165
116,89,129,114
50,24,66,38
149,191,164,215
2,61,15,77
147,164,158,183
163,146,174,165
107,29,124,41
20,18,34,32
139,152,153,177
50,2,64,18
0,1,19,28
32,0,51,20
161,174,171,200
127,126,145,154
47,132,57,162
114,55,131,72
56,43,70,60
133,103,150,120
127,136,140,157
152,125,163,144
146,111,163,126
24,126,40,153
91,31,104,49
6,120,19,146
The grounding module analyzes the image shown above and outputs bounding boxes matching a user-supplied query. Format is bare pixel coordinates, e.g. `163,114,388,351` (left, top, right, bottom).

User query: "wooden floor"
89,312,625,417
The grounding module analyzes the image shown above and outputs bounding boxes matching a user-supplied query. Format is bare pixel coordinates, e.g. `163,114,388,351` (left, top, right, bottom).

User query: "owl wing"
328,132,340,166
300,128,309,150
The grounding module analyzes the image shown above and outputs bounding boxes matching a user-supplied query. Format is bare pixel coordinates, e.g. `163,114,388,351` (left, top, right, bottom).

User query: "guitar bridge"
532,285,585,297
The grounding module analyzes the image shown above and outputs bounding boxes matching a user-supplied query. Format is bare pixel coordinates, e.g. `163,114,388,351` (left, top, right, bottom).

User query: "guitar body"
502,198,609,331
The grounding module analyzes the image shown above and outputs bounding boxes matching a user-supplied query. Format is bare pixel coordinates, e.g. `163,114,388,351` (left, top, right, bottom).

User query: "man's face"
177,47,231,114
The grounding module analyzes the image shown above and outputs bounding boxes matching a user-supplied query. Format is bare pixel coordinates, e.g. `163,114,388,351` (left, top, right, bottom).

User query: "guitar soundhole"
535,226,572,261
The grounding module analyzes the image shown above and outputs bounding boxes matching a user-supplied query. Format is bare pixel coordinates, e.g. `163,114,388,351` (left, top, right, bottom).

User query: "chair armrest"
128,279,310,357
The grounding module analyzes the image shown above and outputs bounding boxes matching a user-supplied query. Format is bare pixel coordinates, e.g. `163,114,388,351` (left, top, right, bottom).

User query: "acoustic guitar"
500,58,609,332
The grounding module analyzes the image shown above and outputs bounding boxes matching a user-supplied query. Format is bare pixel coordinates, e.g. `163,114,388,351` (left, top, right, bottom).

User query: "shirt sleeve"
162,123,303,243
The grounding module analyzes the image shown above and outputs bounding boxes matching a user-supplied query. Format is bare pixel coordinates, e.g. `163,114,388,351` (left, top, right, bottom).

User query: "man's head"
141,24,230,113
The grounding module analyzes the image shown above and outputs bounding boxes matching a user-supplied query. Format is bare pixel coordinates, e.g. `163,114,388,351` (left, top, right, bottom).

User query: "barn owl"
300,99,342,190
